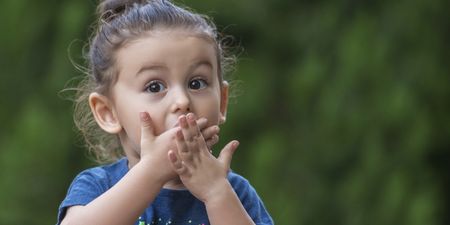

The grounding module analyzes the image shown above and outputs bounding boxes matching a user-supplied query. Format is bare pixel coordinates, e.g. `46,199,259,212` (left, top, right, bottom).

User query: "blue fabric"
57,158,274,225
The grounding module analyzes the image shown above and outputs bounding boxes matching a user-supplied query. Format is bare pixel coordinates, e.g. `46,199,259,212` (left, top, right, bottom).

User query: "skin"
61,30,255,225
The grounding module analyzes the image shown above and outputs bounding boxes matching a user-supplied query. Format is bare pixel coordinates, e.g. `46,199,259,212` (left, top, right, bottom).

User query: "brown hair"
72,0,236,163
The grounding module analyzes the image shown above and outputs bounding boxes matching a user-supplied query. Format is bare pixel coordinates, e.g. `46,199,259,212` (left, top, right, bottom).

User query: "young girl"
57,0,273,225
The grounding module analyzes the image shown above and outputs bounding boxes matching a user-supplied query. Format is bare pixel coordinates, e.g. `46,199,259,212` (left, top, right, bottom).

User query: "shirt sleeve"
56,168,110,225
228,173,274,225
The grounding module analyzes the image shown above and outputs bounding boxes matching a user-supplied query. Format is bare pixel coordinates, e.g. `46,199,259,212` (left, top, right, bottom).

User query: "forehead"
115,29,218,72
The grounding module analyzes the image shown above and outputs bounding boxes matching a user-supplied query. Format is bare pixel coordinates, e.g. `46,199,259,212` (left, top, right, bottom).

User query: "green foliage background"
0,0,449,224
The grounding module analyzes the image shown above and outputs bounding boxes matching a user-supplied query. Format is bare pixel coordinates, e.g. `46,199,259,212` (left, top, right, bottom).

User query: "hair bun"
97,0,147,21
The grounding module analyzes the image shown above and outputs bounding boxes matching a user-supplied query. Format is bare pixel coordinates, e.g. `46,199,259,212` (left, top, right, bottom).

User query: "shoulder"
68,158,128,194
227,171,252,189
227,171,274,225
57,158,129,223
226,171,258,200
85,158,128,179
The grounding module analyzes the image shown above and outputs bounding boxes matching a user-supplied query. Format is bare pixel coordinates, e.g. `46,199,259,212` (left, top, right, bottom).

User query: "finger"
179,114,188,127
176,128,199,164
188,114,209,154
176,129,189,153
168,150,186,174
218,140,239,169
196,117,208,131
205,134,219,150
186,113,202,141
140,111,155,142
201,125,220,141
180,114,203,147
178,115,194,144
186,113,197,126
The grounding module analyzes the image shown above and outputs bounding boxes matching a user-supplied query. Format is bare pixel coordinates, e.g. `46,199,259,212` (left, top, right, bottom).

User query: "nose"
170,86,191,113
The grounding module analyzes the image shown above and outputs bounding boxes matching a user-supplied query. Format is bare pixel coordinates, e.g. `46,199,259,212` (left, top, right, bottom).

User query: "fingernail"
168,151,177,162
140,112,148,121
187,113,195,121
233,141,240,148
177,129,183,138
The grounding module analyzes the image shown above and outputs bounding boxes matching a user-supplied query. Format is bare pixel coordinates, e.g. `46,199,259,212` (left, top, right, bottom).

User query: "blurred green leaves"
0,0,449,224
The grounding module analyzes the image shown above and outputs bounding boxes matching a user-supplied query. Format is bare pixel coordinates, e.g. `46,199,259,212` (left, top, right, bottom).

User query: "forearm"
205,181,255,225
61,159,165,225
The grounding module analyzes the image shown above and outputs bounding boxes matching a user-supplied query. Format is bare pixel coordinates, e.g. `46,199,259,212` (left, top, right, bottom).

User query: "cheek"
195,100,221,126
114,102,145,144
118,101,167,138
143,106,167,136
118,113,141,145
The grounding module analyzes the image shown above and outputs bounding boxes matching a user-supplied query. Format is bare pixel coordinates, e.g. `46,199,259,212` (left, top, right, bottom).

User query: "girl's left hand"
168,113,239,202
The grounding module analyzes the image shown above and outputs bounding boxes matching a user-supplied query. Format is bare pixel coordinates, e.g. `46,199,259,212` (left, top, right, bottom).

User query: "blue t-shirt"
57,158,273,225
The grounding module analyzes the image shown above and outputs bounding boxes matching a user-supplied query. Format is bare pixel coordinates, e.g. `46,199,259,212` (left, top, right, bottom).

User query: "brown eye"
146,81,166,93
188,79,207,90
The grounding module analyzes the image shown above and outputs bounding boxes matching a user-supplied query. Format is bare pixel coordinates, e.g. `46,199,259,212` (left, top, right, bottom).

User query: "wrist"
203,178,233,205
135,156,170,186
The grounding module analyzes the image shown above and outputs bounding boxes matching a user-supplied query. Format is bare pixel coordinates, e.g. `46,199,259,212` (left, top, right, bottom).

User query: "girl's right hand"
138,112,220,183
138,112,179,183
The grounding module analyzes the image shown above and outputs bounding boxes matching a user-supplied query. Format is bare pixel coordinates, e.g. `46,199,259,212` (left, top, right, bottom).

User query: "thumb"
140,112,155,142
218,140,239,169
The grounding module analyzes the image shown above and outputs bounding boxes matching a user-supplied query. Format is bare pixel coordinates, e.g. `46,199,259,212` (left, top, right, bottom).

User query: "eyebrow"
136,64,167,77
189,60,213,72
136,60,214,77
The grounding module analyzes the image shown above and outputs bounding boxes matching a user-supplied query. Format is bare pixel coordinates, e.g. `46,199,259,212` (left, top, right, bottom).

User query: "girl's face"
109,30,228,156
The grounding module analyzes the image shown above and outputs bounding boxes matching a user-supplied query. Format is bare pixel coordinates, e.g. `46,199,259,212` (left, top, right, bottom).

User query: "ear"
89,92,122,134
219,81,229,124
